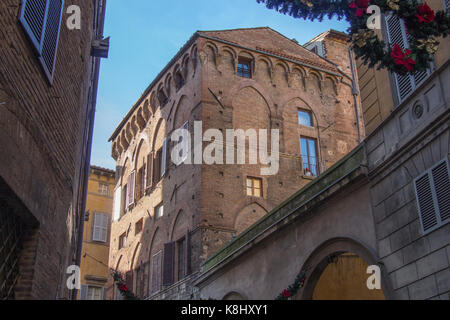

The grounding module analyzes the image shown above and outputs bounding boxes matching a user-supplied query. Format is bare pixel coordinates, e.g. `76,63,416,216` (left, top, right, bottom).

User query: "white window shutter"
414,159,450,234
431,161,450,222
385,15,413,102
113,187,121,221
101,214,109,242
385,15,431,103
129,171,136,205
92,213,101,241
161,138,167,177
415,173,438,232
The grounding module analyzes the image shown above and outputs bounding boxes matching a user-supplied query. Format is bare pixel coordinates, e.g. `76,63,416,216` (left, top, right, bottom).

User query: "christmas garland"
112,270,140,300
275,271,307,300
257,0,450,75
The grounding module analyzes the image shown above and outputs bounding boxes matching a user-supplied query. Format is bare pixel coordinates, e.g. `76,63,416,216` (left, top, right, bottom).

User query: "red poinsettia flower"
416,3,435,23
391,44,416,72
349,0,370,17
119,284,129,292
281,289,291,298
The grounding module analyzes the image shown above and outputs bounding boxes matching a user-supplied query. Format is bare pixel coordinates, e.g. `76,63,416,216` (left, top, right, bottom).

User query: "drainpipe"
348,48,362,143
71,0,108,300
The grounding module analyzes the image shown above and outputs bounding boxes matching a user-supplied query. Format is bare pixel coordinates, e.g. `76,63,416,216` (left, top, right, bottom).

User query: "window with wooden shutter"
127,171,136,207
154,150,161,183
385,14,431,104
92,213,109,242
19,0,64,82
146,152,154,190
151,251,162,294
414,159,450,234
162,242,175,287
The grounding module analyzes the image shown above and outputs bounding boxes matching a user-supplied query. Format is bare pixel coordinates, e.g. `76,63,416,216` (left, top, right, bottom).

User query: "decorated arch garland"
275,271,307,300
257,0,450,75
112,270,140,300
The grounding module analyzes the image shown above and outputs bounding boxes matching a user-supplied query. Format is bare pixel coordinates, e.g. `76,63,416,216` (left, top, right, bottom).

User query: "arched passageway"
311,252,385,300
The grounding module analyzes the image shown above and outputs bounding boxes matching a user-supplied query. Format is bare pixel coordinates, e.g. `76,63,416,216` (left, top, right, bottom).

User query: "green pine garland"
112,270,140,300
275,271,307,300
257,0,450,75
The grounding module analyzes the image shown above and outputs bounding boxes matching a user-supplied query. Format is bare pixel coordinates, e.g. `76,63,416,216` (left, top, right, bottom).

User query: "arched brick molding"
298,237,393,300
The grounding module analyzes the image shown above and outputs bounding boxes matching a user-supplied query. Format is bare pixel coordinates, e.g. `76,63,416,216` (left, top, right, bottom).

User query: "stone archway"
311,252,385,300
299,238,391,300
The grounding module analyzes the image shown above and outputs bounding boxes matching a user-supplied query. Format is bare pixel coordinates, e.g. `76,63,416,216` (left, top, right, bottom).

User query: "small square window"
135,218,143,235
155,203,164,219
237,58,252,78
98,182,109,196
246,177,262,197
298,110,313,127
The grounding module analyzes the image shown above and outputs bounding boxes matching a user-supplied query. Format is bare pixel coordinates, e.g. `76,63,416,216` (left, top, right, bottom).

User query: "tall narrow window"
385,14,430,104
301,137,319,177
19,0,65,82
119,233,127,249
298,109,313,127
151,251,162,294
237,57,252,78
246,177,262,197
135,218,143,235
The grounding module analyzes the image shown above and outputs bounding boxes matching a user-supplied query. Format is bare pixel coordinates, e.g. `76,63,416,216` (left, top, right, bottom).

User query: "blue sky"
91,0,350,170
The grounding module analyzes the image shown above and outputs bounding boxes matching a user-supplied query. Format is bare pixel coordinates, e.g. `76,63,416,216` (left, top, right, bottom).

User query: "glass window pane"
254,188,261,197
300,138,308,158
254,179,261,189
247,187,253,196
298,110,312,126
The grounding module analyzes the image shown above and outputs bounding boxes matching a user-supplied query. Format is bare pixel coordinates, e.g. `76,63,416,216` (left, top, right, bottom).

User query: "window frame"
298,109,313,127
118,232,127,249
237,57,252,78
300,137,319,177
246,177,263,198
98,182,109,196
135,218,144,235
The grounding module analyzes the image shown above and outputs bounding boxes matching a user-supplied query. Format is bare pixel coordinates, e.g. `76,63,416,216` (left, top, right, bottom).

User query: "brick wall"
0,0,101,299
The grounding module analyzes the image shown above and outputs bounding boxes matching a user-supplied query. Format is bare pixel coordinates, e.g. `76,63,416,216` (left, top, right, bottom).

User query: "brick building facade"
108,27,363,299
0,0,107,299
